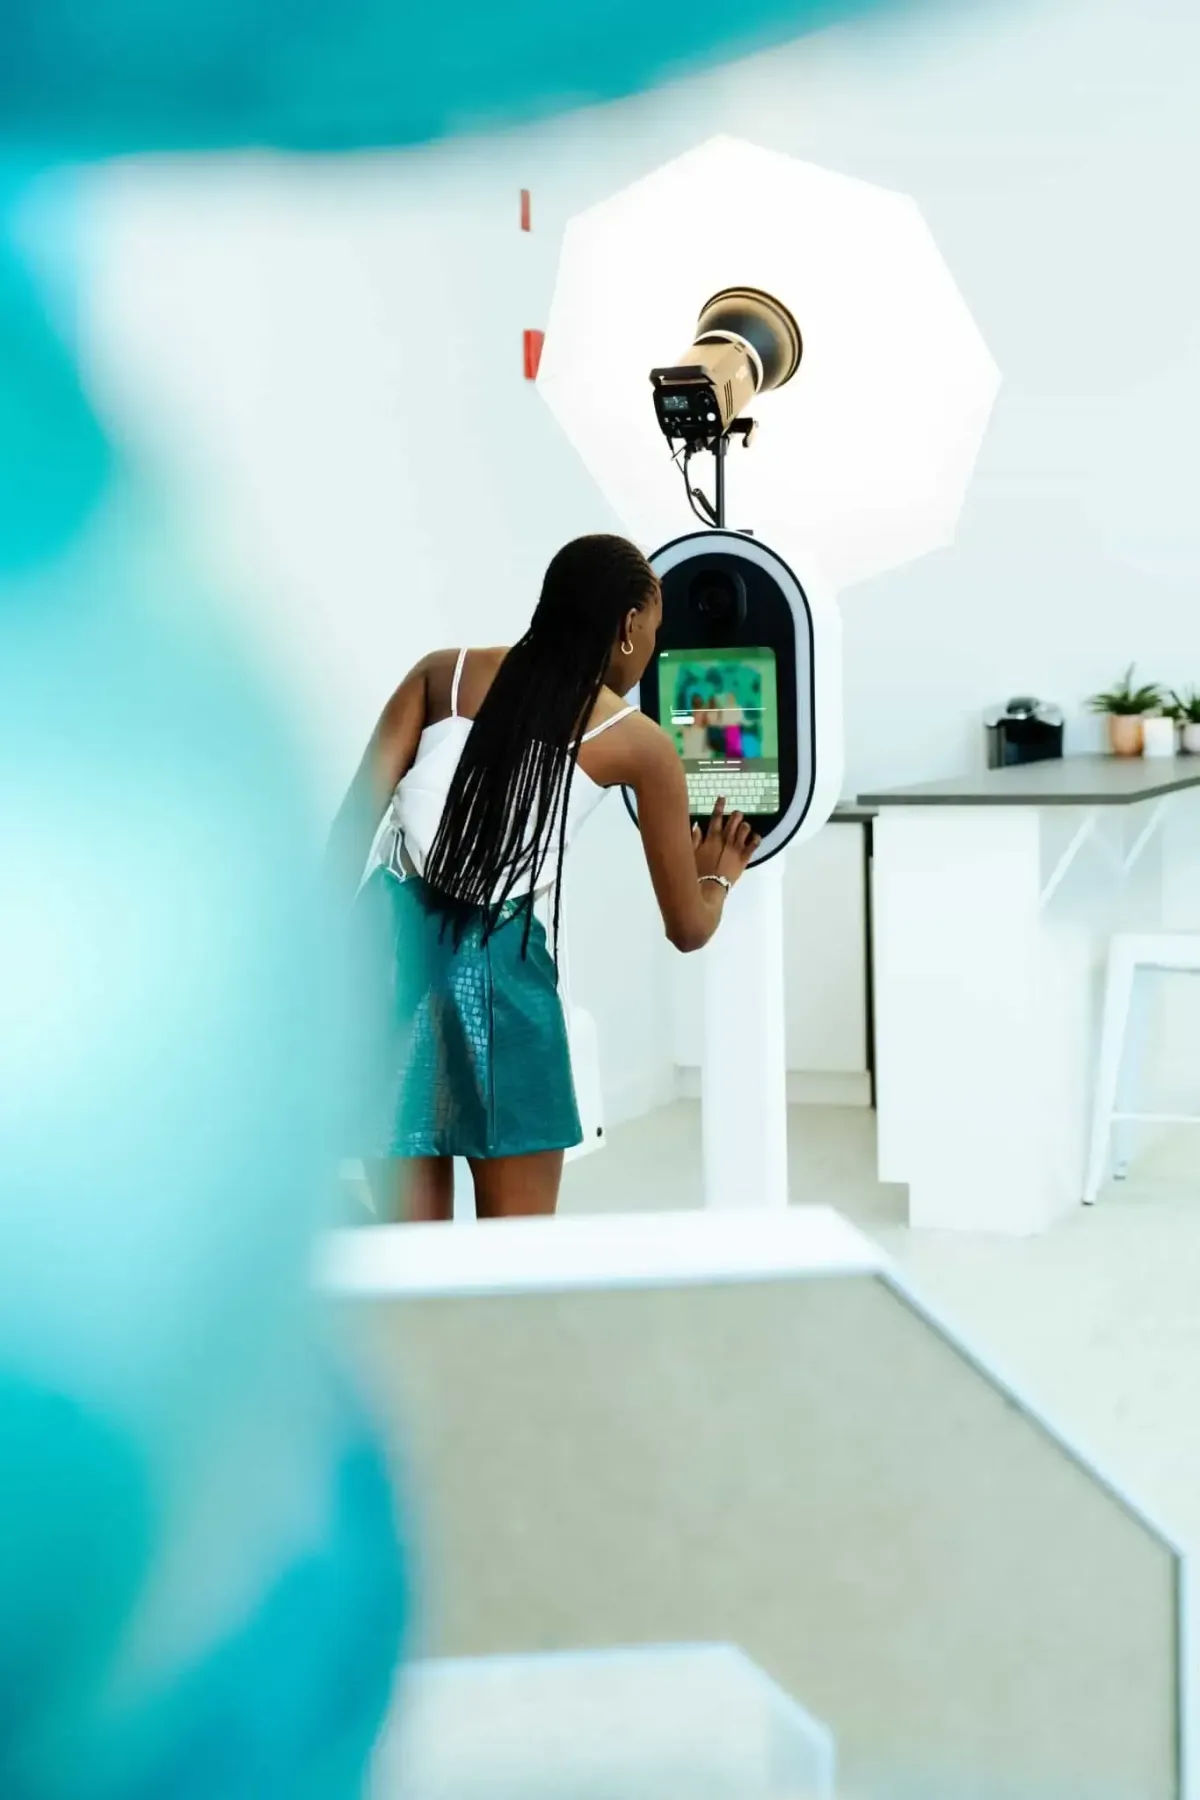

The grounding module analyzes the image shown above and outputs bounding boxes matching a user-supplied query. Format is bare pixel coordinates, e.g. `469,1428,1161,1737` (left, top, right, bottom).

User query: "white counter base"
872,795,1200,1234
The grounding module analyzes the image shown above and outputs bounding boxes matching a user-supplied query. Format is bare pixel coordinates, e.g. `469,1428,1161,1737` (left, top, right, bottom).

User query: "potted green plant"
1170,689,1200,756
1087,667,1163,758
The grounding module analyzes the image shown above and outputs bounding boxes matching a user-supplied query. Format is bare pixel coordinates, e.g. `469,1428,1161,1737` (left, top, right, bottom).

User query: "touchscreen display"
658,647,781,818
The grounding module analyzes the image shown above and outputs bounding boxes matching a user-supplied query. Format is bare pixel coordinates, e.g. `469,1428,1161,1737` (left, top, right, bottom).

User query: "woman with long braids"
329,534,759,1223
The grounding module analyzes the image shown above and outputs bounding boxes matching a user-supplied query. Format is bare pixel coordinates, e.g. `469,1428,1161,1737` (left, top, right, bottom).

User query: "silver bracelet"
698,874,732,895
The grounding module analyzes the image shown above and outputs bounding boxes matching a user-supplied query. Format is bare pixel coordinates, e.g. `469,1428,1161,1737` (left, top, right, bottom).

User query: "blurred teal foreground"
0,1,898,1795
0,0,894,157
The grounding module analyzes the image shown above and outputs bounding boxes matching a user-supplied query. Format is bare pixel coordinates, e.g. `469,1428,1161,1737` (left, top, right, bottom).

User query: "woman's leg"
469,1150,564,1220
364,1156,454,1223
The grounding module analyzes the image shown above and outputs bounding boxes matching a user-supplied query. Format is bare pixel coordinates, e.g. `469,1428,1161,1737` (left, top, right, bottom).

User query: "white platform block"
387,1644,836,1800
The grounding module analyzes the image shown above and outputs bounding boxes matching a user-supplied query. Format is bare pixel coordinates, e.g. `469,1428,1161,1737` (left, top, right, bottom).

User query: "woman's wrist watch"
698,873,733,895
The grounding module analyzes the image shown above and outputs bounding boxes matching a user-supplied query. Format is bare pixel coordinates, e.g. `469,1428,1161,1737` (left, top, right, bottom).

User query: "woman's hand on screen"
692,798,760,886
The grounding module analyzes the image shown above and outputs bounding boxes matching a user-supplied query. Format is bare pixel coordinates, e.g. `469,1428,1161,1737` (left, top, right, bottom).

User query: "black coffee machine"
985,697,1064,769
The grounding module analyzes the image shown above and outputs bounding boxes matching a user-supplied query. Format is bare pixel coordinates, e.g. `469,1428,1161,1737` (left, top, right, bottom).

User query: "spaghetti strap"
450,648,468,718
580,705,635,744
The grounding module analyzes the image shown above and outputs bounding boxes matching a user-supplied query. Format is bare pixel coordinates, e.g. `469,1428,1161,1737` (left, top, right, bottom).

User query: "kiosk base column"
702,855,789,1209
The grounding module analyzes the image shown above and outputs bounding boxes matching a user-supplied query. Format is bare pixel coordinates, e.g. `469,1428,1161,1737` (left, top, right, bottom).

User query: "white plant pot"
1183,722,1200,756
1142,716,1178,760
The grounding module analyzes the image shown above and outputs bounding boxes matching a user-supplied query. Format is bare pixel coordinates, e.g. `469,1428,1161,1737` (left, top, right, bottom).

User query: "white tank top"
375,649,634,901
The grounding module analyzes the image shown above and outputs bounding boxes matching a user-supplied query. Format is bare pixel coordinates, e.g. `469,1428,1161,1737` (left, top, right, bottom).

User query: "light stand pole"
684,418,755,532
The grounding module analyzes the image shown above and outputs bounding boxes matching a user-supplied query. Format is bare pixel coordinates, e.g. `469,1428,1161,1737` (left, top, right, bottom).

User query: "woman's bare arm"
324,659,431,906
587,714,754,953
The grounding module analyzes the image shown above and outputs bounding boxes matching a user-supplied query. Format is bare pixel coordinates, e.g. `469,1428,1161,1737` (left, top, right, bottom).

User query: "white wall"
78,153,678,1121
77,0,1200,1121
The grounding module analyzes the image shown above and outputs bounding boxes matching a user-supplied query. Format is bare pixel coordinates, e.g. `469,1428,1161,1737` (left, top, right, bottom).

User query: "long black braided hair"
422,533,657,957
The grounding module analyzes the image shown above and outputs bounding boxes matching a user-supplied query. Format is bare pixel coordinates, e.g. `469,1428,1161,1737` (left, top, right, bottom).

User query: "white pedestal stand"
702,855,789,1210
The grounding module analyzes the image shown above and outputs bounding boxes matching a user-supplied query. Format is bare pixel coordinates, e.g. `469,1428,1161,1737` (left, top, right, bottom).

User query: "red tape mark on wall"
523,329,544,381
522,190,540,378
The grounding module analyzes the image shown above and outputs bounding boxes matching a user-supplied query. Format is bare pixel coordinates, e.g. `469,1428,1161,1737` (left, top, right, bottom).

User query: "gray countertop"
858,754,1200,810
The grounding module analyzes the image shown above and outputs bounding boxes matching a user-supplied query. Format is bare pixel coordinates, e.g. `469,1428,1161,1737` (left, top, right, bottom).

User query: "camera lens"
688,567,746,628
695,288,802,394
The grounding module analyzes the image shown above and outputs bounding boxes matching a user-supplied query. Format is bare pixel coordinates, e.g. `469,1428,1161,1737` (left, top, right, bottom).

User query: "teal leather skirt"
351,866,581,1162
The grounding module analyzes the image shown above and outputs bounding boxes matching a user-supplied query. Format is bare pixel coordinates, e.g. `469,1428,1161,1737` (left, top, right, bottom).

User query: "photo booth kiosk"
628,529,843,1209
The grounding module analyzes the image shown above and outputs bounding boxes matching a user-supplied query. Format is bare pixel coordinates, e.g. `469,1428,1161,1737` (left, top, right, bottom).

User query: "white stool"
1083,932,1200,1205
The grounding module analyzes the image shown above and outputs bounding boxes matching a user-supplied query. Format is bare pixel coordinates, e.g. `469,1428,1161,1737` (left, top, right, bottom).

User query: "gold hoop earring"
621,639,634,656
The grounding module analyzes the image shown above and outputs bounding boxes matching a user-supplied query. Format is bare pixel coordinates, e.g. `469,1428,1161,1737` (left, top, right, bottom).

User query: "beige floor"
561,1102,1200,1551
